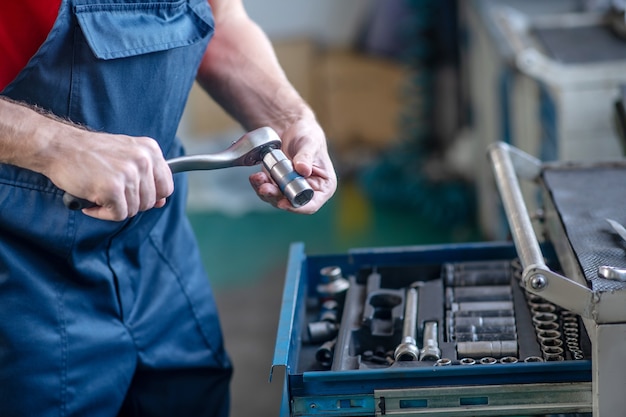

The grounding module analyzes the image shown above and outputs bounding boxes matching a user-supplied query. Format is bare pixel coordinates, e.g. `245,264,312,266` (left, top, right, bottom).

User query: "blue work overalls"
0,1,232,416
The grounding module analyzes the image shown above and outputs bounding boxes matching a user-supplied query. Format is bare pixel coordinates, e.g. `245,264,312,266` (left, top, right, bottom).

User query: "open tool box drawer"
271,241,592,417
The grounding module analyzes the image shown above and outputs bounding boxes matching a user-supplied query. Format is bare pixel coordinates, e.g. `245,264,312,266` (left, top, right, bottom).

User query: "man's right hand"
50,131,174,221
0,97,174,221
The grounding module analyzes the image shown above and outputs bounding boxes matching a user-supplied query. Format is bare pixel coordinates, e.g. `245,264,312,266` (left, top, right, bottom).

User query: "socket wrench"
63,127,314,210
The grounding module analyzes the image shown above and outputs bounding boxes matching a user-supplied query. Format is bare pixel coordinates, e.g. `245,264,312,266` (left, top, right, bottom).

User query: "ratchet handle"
62,150,314,210
62,126,316,210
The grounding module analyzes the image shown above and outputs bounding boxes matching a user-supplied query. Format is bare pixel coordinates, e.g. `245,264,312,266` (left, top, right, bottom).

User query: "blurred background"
176,0,626,415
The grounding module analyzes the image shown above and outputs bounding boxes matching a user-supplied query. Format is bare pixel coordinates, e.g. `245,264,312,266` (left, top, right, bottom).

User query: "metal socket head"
394,338,419,362
317,266,350,299
307,321,338,344
598,265,626,281
319,266,343,283
262,149,314,208
419,346,442,361
315,339,337,368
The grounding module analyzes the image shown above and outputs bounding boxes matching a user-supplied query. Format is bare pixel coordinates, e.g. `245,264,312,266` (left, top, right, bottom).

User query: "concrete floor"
188,178,481,417
214,269,285,417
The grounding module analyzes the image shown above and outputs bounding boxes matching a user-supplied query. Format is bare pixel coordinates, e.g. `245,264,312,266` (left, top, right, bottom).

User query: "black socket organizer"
272,242,593,416
301,257,590,373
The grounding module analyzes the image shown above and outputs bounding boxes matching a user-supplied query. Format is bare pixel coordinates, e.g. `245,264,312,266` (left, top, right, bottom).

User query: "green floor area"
188,180,482,289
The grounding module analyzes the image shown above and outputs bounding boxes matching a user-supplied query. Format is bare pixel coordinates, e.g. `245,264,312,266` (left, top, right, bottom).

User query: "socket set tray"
271,241,592,416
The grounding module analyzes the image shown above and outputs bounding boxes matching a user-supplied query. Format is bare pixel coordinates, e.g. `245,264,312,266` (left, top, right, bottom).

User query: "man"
0,1,337,416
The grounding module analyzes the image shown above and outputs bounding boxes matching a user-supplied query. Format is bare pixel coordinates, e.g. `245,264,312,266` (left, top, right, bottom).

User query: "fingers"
78,137,174,221
249,172,283,207
82,176,172,221
248,120,338,214
82,188,172,221
249,161,337,215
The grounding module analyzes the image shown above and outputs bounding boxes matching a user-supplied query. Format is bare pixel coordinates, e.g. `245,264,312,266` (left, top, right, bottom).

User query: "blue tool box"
271,241,592,417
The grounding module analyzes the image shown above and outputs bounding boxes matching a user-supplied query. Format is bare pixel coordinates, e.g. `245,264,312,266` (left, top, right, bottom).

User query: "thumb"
292,151,313,177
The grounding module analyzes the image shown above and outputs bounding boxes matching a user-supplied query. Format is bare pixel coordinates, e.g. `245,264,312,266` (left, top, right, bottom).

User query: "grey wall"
243,0,376,46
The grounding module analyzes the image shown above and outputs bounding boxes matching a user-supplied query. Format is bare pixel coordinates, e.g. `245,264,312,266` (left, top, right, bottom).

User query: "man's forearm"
0,96,174,221
0,96,68,176
195,5,315,135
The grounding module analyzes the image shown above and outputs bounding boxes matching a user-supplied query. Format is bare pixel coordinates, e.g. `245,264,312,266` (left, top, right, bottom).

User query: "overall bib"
0,1,232,416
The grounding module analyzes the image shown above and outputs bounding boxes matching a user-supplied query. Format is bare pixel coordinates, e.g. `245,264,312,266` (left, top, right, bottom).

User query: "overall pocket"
74,0,214,60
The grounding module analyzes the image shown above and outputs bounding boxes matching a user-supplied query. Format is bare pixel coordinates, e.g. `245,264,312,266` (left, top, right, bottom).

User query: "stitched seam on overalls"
0,177,61,194
107,219,136,324
64,211,78,265
69,25,81,123
87,39,199,59
55,281,68,417
74,1,186,14
146,232,218,355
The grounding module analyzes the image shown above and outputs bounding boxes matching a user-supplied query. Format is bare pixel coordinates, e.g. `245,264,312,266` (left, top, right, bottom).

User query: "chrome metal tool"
393,283,422,362
597,218,626,281
419,321,441,361
606,218,626,243
63,127,314,210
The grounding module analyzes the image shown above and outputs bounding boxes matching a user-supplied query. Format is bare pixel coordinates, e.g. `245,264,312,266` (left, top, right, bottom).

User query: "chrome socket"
419,321,441,361
394,286,420,362
262,148,314,208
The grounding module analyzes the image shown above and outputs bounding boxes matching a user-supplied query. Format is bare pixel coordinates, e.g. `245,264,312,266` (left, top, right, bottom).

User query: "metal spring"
534,321,559,331
537,329,561,339
542,345,564,362
525,293,545,304
532,312,558,325
539,338,563,348
559,309,586,360
528,302,556,314
544,354,565,361
562,321,579,329
522,281,571,362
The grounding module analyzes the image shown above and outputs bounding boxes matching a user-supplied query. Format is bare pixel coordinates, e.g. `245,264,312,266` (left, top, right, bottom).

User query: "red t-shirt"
0,1,62,90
